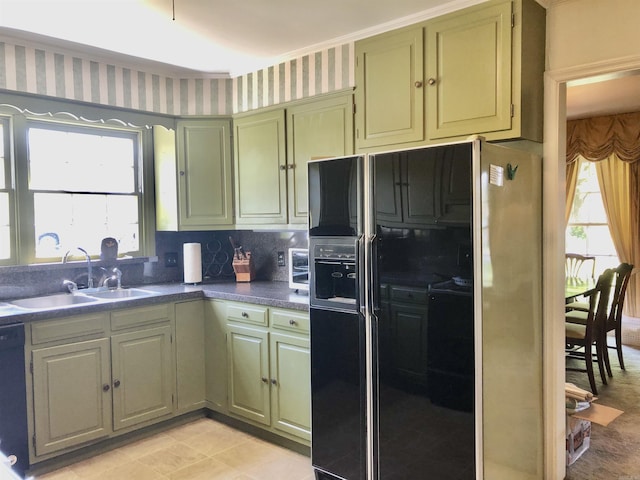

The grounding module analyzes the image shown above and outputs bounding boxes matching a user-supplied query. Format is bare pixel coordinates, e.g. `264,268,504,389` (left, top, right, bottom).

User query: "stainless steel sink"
10,293,99,309
86,288,155,300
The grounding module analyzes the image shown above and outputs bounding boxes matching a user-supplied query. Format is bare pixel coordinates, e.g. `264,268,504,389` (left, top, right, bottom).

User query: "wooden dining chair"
603,263,634,374
565,268,615,395
565,253,596,280
565,263,634,375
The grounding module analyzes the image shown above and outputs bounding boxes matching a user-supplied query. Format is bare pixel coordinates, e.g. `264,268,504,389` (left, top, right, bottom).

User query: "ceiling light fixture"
172,0,176,21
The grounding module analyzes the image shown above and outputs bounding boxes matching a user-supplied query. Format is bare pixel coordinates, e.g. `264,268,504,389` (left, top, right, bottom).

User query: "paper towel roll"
183,243,202,284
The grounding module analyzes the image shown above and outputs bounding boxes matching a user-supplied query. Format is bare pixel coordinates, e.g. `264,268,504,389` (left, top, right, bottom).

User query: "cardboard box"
566,416,591,466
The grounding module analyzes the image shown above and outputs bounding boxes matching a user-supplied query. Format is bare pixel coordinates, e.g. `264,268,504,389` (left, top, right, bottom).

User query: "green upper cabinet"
235,93,353,229
426,2,512,140
154,119,233,231
354,0,545,151
234,109,288,226
286,94,354,225
355,26,425,150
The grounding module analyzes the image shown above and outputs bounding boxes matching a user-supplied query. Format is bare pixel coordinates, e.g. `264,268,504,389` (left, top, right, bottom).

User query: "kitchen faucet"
62,247,93,289
100,267,123,289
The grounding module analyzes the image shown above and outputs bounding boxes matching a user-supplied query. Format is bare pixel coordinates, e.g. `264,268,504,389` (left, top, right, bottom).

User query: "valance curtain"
566,112,640,317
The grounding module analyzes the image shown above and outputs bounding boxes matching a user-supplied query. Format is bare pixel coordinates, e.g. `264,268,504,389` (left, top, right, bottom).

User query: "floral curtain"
566,112,640,317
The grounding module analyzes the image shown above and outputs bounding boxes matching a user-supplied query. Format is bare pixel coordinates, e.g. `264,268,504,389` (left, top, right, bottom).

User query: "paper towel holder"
183,242,203,284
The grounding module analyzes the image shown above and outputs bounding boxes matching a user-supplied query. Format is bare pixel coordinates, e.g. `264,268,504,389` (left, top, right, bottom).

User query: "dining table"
565,277,596,303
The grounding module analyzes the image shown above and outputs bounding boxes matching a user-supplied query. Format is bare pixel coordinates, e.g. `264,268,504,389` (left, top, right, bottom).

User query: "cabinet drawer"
390,286,428,304
271,310,309,335
110,303,172,331
31,313,108,345
227,303,268,327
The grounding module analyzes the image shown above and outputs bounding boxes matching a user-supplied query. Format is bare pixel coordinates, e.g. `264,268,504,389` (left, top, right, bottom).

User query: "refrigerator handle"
357,234,366,315
368,233,380,313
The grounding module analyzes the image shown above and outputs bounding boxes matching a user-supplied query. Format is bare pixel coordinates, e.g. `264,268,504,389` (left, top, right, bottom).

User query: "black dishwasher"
0,323,29,477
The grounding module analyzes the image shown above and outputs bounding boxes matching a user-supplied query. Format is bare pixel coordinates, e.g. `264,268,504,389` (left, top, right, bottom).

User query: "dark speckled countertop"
0,281,309,326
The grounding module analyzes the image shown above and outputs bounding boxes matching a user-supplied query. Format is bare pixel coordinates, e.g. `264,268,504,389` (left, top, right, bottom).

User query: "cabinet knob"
279,165,287,170
415,81,423,88
179,170,185,176
287,164,295,169
103,384,110,392
271,378,278,386
113,379,121,388
241,311,249,318
261,377,268,383
428,78,436,86
289,319,298,326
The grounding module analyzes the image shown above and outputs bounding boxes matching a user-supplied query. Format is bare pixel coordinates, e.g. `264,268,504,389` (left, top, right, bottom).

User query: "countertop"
0,281,310,326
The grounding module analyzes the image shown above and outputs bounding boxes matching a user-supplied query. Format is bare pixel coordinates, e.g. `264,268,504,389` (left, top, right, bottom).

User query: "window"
0,117,11,261
27,123,142,260
566,159,619,271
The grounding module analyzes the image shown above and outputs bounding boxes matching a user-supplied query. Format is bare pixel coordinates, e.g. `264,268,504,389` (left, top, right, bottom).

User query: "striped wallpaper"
0,39,355,116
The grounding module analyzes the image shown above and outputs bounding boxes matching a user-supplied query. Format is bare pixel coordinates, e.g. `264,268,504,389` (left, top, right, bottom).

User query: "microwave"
288,248,309,292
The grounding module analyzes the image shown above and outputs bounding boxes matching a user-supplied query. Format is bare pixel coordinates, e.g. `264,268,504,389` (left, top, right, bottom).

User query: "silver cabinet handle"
289,319,298,326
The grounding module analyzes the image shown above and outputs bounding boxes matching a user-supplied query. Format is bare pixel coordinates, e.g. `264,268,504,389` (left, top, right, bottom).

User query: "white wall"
544,1,640,479
547,0,640,73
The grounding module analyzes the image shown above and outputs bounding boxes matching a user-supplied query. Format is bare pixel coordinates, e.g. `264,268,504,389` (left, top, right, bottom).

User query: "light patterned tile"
211,438,290,472
120,432,179,460
166,418,227,442
241,449,313,480
66,448,132,478
168,457,251,480
178,424,252,457
33,466,81,480
85,460,168,480
137,442,208,476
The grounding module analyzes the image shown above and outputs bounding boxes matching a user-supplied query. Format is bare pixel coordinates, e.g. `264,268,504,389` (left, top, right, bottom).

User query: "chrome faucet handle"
112,268,123,289
63,279,78,294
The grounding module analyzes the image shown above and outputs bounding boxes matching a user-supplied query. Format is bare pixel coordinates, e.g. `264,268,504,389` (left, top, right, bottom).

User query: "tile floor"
33,418,314,480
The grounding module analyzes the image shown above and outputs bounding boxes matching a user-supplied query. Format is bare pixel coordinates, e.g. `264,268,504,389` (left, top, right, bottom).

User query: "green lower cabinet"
223,304,311,444
269,333,311,441
227,324,271,426
31,338,112,456
175,300,206,413
111,325,174,430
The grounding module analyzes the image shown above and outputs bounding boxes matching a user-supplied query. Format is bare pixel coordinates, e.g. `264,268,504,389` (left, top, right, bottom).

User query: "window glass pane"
0,193,9,259
29,128,135,193
565,159,618,269
0,122,5,188
34,193,139,258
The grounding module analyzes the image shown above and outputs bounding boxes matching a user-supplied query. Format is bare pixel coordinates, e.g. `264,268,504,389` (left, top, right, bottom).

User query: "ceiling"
1,0,639,119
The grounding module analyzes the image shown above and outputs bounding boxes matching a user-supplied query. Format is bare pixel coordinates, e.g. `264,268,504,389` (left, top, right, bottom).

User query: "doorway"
544,66,640,479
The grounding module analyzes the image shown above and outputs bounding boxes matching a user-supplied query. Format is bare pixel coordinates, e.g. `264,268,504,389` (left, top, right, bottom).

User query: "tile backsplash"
0,230,309,300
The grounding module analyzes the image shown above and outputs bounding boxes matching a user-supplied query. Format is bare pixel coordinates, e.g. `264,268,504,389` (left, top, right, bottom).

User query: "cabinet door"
388,302,429,386
32,338,111,456
204,300,228,412
286,95,354,225
439,144,472,224
227,323,270,426
176,119,233,228
270,332,311,442
175,300,205,413
374,152,403,225
355,26,424,149
426,2,512,139
111,326,173,430
403,149,441,225
234,109,287,225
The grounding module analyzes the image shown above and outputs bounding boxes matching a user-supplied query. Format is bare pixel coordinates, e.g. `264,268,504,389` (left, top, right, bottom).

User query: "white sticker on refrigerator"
489,164,504,186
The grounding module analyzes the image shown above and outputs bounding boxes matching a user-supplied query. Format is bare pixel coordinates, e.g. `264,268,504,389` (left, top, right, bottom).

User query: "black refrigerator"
308,139,544,480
